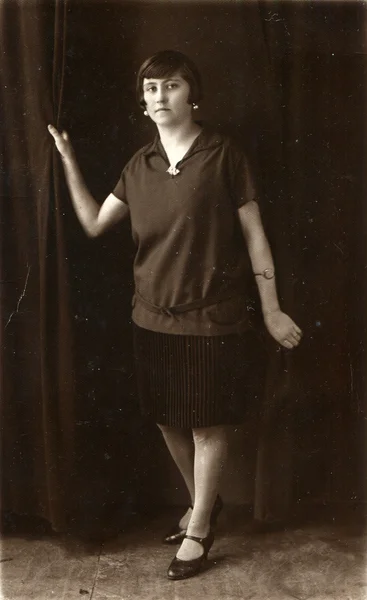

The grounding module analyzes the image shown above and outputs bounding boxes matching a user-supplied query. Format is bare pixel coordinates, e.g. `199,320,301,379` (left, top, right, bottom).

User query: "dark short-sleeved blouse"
113,128,257,336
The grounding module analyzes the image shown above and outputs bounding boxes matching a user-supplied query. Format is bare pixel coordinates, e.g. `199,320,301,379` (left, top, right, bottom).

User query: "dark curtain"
254,1,367,519
1,0,366,532
0,0,75,530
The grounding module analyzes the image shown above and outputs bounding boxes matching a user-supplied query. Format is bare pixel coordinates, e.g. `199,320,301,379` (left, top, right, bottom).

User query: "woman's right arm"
48,125,129,237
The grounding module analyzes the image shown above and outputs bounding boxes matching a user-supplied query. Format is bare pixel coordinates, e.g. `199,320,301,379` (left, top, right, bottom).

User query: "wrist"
60,149,76,165
263,307,281,318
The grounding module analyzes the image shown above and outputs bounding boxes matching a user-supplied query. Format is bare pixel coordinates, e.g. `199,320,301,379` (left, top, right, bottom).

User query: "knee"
157,423,177,437
157,423,192,438
157,423,169,434
192,425,228,446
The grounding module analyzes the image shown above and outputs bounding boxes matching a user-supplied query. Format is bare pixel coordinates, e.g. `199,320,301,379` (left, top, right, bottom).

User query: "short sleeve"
227,143,258,208
112,167,128,204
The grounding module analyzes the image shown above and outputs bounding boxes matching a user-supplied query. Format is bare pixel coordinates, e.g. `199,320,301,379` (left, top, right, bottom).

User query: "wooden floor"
1,506,366,600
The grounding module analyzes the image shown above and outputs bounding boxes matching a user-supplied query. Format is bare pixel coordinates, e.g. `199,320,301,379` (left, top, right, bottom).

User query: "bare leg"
176,425,229,561
157,424,195,528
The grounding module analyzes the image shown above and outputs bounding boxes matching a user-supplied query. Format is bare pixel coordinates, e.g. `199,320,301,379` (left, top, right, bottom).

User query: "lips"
155,108,169,112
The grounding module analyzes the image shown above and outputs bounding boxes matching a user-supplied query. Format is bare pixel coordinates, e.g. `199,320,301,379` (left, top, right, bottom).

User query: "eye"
167,83,178,89
145,86,156,93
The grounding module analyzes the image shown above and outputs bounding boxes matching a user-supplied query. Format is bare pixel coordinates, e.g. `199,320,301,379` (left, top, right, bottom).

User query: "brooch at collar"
167,165,180,177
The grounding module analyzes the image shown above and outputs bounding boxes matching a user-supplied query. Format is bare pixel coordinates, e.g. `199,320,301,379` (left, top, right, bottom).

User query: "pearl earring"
143,110,148,116
192,103,199,110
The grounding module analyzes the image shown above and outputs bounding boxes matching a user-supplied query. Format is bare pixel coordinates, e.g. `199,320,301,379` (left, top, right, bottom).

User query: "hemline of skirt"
132,324,263,428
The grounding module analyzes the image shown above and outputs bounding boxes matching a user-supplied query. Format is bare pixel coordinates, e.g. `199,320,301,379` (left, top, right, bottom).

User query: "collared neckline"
142,127,223,160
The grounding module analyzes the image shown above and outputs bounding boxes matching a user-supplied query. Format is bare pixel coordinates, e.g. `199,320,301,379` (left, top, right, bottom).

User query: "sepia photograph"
1,0,366,598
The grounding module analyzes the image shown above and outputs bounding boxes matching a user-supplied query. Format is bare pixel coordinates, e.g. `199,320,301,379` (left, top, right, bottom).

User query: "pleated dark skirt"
133,324,263,428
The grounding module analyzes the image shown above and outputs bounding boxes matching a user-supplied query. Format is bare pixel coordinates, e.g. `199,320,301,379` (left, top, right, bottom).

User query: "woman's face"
142,73,192,127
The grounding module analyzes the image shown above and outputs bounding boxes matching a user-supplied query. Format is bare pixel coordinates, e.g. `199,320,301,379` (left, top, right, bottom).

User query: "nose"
156,85,167,103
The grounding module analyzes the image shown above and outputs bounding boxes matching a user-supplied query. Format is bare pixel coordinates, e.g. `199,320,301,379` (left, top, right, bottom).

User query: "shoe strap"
184,534,205,545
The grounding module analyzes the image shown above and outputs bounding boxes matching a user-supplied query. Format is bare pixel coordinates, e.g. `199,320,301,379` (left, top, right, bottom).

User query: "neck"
157,120,202,148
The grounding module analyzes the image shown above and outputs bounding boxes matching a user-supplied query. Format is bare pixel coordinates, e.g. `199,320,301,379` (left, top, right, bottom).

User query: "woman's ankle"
186,521,211,539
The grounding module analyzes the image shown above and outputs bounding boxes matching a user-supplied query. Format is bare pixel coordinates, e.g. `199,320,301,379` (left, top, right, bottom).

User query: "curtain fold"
1,0,74,531
253,0,366,517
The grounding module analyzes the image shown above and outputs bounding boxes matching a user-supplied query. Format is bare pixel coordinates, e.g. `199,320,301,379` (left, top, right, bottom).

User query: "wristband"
253,268,275,280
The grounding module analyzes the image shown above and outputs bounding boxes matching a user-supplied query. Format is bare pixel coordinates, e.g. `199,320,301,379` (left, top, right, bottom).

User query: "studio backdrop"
1,0,366,532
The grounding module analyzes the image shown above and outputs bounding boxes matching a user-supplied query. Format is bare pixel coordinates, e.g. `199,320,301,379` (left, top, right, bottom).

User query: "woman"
48,49,302,580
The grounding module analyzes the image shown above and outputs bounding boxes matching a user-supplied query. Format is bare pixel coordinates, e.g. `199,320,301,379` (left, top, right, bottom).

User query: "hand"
48,124,74,160
264,309,303,349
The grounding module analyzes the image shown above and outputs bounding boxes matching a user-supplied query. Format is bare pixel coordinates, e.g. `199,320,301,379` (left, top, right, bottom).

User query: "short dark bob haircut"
136,50,202,108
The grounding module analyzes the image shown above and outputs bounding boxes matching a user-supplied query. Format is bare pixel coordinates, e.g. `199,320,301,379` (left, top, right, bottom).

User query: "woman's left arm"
238,200,303,350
